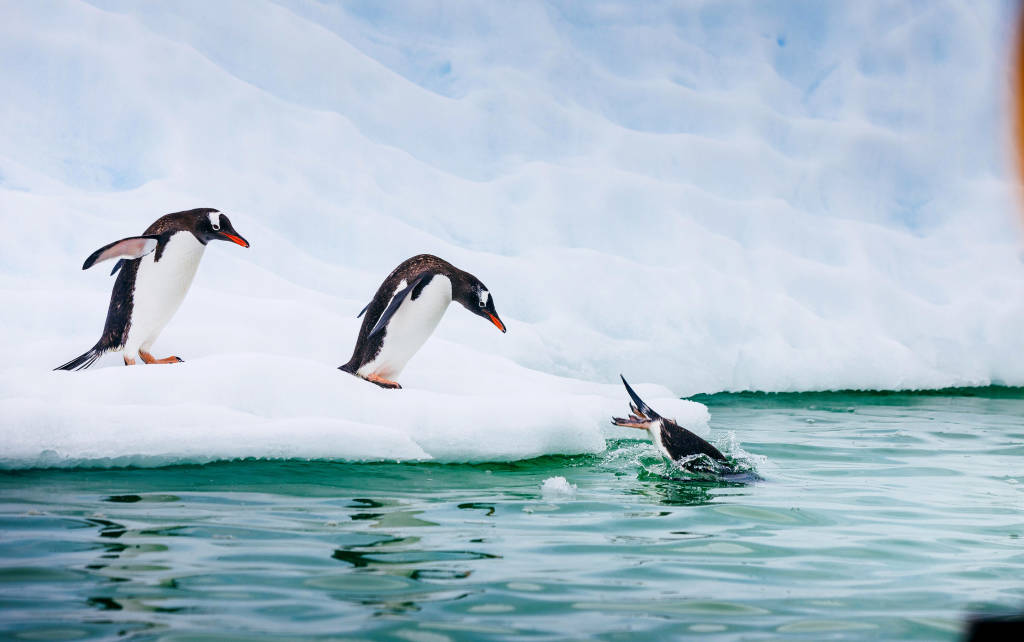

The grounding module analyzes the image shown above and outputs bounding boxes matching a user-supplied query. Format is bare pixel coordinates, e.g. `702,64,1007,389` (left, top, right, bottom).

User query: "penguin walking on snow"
55,208,249,370
340,254,506,389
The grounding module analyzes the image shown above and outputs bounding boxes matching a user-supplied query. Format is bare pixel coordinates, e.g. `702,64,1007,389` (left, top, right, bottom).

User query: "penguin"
612,375,728,464
54,208,249,370
339,254,506,389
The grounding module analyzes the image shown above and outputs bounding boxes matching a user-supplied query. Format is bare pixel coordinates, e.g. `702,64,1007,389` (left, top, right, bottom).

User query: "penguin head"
456,277,506,333
195,209,250,248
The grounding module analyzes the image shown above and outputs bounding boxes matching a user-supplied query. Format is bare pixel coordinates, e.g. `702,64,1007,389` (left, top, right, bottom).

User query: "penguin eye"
212,221,221,231
478,300,486,308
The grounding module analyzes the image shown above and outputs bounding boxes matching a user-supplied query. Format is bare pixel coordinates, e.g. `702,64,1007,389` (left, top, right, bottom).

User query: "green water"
2,389,1023,640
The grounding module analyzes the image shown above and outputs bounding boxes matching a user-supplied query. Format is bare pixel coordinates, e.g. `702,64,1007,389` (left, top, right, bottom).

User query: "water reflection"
347,498,387,508
86,596,122,611
633,465,756,507
457,502,496,516
410,568,472,580
631,481,716,506
331,548,499,568
103,494,181,504
348,507,439,529
314,496,508,619
84,516,126,539
81,515,177,620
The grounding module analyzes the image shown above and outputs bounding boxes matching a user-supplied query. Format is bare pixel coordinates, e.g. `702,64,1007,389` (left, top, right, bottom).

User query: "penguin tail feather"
54,344,107,371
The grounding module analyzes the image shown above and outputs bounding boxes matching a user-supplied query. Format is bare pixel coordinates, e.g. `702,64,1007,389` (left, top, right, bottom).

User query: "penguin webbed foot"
364,374,402,390
612,415,652,430
139,350,184,365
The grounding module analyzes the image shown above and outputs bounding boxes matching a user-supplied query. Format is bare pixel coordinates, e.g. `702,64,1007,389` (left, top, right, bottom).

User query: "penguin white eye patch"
478,290,490,307
208,211,221,230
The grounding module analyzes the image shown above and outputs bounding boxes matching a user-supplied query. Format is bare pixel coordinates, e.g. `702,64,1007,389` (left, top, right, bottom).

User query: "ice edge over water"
0,354,709,469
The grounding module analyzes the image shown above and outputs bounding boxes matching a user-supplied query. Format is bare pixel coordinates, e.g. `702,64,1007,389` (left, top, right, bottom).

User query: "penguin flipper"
357,302,370,318
110,259,126,276
82,235,161,271
368,273,430,338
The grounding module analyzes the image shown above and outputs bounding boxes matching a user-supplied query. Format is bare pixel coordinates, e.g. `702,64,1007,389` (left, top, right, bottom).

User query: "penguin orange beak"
488,313,506,333
222,233,250,248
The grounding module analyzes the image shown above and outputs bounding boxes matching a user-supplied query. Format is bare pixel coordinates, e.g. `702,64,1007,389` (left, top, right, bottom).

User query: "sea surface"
1,388,1022,640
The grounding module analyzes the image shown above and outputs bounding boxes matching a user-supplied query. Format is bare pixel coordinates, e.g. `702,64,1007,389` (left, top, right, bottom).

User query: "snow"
1,1,1023,467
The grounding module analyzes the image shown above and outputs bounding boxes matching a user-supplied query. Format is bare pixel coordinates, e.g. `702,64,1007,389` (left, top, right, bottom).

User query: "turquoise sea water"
1,388,1023,640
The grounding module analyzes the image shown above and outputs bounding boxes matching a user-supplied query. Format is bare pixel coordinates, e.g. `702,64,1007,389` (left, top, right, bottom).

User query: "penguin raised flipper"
612,375,727,464
55,208,249,371
81,236,161,270
340,254,506,389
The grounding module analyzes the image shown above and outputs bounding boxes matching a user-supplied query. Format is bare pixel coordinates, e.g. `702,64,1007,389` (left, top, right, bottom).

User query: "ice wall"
1,0,1023,442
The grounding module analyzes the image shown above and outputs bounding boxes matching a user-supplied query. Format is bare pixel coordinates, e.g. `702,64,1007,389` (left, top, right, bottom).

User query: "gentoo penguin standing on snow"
55,208,249,370
612,375,728,465
340,254,506,389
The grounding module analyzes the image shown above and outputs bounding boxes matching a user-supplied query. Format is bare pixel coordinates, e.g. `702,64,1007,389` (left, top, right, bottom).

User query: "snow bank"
1,1,1023,466
0,353,707,469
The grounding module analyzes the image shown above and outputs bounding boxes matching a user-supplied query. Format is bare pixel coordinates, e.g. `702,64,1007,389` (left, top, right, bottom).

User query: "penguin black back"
658,414,727,463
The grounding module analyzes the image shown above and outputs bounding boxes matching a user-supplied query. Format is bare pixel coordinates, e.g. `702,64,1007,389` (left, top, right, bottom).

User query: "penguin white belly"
648,419,669,460
359,275,453,379
124,232,205,355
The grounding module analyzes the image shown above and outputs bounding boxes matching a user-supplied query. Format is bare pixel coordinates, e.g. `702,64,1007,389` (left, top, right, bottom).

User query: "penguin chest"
360,275,453,378
647,420,671,460
126,232,205,347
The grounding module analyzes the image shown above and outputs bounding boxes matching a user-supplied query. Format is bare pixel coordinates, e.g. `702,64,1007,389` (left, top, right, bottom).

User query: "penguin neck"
446,270,479,308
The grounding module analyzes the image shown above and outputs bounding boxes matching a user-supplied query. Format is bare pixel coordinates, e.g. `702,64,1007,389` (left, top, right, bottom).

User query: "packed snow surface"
0,356,707,469
2,1,1023,467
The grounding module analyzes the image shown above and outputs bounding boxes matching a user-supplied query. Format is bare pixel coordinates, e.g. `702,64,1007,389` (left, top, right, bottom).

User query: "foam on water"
1,1,1022,466
540,476,578,501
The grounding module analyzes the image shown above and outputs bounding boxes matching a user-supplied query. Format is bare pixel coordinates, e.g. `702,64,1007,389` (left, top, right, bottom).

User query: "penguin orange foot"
139,350,184,365
364,374,402,389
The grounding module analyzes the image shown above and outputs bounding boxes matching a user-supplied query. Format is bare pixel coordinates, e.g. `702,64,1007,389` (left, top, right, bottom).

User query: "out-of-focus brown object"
1015,3,1024,187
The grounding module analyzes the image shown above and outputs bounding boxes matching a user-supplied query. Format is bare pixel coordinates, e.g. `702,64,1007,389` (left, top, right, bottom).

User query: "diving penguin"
54,208,250,370
340,254,506,389
612,375,728,464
